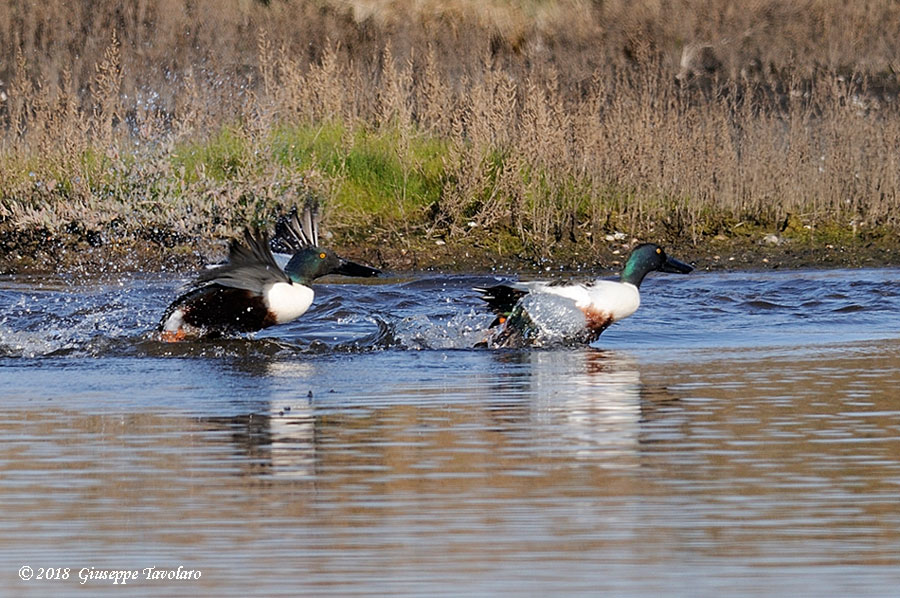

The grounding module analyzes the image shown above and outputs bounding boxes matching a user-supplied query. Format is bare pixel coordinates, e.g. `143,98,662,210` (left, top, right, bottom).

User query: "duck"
158,207,380,341
475,243,693,348
267,202,382,275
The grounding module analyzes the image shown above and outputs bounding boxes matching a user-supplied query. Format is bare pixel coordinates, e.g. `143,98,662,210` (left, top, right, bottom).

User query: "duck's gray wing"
196,227,288,293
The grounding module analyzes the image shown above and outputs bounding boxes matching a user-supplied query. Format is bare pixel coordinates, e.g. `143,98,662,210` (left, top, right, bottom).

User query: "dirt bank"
3,224,900,279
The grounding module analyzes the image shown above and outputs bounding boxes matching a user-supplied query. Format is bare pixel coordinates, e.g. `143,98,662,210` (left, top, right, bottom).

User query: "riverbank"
3,1,900,278
3,223,899,277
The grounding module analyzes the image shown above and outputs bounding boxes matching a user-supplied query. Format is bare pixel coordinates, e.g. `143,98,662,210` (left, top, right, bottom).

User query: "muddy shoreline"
3,226,900,278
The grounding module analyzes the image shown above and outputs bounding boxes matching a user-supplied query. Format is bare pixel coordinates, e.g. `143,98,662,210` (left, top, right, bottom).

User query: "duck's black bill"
333,258,381,278
661,255,694,274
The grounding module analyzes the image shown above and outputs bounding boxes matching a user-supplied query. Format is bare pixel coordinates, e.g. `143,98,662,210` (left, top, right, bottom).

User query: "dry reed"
2,0,900,267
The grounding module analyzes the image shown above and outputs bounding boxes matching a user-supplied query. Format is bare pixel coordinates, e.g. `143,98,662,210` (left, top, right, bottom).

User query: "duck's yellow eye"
656,248,662,254
319,252,326,259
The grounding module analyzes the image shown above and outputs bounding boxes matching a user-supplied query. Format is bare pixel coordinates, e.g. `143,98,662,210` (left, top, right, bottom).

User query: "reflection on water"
2,270,900,596
211,350,649,481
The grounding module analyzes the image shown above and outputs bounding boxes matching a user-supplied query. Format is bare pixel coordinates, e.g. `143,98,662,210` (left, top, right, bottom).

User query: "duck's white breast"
265,282,314,324
583,281,640,321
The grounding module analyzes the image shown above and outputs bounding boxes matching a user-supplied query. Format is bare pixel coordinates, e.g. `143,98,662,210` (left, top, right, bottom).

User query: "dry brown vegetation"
2,0,900,271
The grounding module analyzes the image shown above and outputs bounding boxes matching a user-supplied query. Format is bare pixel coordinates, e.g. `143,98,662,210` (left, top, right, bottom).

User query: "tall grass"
2,0,900,266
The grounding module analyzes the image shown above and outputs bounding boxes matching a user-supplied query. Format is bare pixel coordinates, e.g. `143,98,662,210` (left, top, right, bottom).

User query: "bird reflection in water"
485,349,680,468
202,349,683,482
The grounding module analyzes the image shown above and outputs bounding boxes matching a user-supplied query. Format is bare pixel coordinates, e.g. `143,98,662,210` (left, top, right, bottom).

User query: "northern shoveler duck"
158,208,379,341
475,243,693,348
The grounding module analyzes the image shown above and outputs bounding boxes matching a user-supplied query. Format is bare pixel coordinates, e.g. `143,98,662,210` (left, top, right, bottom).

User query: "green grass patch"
172,126,251,183
269,121,448,221
0,147,117,208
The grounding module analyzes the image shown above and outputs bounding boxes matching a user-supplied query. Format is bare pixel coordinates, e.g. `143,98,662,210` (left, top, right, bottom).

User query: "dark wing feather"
474,284,530,317
195,227,288,293
271,200,319,254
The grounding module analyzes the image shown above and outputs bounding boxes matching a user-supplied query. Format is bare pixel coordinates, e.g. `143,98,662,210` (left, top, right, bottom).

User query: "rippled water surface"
2,268,900,596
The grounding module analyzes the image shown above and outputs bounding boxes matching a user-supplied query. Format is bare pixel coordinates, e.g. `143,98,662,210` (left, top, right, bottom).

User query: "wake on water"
0,274,500,359
5,267,900,359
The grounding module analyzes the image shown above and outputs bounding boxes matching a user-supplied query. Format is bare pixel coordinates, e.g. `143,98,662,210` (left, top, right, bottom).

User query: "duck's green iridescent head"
620,243,693,287
284,247,380,285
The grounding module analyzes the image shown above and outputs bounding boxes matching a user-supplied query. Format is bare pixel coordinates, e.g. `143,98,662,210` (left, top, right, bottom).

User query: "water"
2,268,900,596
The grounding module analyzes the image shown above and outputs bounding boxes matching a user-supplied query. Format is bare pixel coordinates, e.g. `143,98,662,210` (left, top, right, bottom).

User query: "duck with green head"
158,205,379,341
475,243,693,348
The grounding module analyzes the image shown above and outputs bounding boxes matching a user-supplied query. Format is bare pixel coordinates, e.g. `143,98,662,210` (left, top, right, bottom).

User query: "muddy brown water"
2,269,900,596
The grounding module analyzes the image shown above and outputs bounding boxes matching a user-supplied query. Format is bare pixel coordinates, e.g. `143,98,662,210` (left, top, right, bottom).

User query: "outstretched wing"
271,200,319,254
195,227,288,293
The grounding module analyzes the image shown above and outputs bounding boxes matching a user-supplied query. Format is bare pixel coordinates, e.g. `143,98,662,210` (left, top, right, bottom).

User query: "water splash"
4,268,900,359
515,291,595,344
386,309,495,350
0,275,153,358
